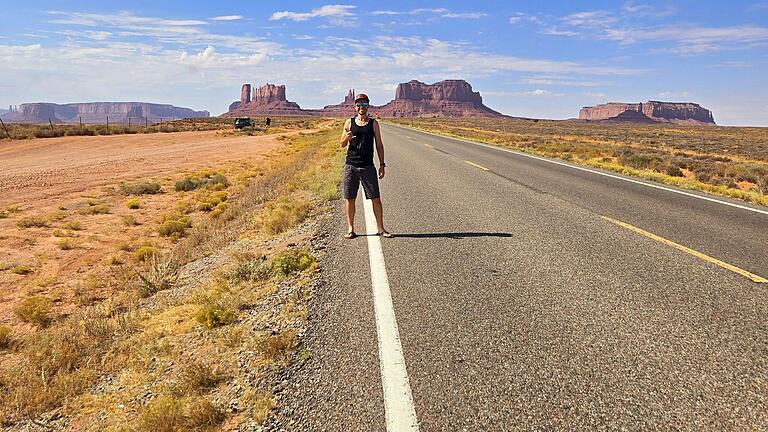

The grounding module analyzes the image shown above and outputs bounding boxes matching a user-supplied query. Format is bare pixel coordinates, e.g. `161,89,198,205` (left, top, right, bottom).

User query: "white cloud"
561,11,616,28
541,28,580,36
270,5,355,21
581,91,607,99
441,12,486,19
513,89,564,97
210,15,243,21
509,13,543,25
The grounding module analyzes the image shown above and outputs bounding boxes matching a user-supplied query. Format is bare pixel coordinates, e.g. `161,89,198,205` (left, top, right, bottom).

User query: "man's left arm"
374,120,385,179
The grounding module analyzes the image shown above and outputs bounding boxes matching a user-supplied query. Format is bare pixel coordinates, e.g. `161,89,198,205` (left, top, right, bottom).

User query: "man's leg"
344,198,356,233
372,197,385,233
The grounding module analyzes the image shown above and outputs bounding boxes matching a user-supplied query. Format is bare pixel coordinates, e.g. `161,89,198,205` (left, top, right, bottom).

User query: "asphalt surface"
269,123,767,431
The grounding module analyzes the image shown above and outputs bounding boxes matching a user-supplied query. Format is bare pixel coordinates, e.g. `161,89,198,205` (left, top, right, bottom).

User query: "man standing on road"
339,93,393,239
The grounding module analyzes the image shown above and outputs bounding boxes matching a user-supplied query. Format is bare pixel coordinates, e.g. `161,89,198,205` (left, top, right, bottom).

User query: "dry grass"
16,215,49,228
0,325,12,349
14,296,53,326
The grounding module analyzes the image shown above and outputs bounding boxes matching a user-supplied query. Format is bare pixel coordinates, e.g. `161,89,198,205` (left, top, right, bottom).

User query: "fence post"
128,117,131,131
0,118,10,139
79,116,83,133
49,118,55,133
106,115,109,133
145,116,148,129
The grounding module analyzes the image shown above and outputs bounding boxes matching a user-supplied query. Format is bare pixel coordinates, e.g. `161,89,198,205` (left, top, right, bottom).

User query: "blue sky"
1,1,767,125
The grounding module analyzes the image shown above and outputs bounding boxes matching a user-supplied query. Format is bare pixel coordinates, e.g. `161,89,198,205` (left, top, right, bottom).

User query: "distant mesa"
228,83,306,116
374,80,503,118
0,102,209,124
226,79,504,118
579,101,715,125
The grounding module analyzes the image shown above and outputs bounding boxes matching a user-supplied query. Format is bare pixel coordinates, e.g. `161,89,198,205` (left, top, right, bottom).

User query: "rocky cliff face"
375,80,503,118
228,83,306,116
580,101,715,125
1,102,209,123
240,84,252,104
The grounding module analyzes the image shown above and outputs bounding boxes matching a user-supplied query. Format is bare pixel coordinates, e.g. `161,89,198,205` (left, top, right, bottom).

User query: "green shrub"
16,215,49,228
259,196,311,235
271,248,315,277
15,296,53,326
120,181,161,195
158,213,191,238
126,198,141,209
133,245,157,262
174,173,229,192
229,257,272,283
195,306,237,329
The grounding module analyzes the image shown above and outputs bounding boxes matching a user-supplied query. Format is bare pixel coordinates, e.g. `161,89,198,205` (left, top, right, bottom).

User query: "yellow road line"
464,160,489,171
423,143,433,148
601,216,768,284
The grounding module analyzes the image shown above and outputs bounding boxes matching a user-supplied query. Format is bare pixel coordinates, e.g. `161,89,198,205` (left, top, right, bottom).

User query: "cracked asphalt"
267,123,767,431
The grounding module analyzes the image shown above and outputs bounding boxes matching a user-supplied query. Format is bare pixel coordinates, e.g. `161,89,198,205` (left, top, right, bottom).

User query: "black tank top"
345,117,376,167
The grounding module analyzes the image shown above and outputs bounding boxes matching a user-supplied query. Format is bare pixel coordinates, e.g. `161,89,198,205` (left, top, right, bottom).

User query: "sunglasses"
355,102,370,107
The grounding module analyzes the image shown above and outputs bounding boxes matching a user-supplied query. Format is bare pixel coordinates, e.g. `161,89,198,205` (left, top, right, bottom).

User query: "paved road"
269,123,767,431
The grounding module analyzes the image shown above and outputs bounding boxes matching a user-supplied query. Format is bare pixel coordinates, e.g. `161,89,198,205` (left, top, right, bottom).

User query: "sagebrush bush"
176,362,225,394
120,181,161,195
62,221,82,230
16,215,49,228
261,331,296,362
175,173,229,192
15,296,53,326
195,306,237,329
126,198,141,209
271,248,315,277
56,238,78,250
11,265,32,275
137,395,224,432
0,324,11,348
135,254,179,297
78,203,110,215
121,214,139,226
158,213,191,238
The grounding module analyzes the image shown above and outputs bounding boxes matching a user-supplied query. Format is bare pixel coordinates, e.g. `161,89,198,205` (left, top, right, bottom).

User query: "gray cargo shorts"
341,164,380,200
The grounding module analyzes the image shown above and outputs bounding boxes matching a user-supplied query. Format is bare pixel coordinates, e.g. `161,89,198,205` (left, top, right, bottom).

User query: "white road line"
363,198,420,431
386,124,768,216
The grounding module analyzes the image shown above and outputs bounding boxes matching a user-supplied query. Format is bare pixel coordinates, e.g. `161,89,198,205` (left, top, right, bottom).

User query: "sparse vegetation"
0,120,342,429
14,296,53,326
122,214,140,226
78,201,110,215
258,195,311,235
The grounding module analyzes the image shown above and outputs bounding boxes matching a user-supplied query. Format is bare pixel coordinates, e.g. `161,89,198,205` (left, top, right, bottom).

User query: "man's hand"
378,166,386,179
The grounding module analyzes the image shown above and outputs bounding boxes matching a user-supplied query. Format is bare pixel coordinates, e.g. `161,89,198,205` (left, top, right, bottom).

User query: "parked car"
234,117,253,129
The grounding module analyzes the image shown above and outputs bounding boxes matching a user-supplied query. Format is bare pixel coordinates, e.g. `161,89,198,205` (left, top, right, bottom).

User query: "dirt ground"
0,128,313,330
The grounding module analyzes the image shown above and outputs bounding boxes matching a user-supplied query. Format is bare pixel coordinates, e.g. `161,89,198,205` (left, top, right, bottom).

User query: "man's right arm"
340,119,352,147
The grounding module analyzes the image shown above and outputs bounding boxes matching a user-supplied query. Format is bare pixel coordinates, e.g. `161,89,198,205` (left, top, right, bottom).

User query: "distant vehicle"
234,117,252,129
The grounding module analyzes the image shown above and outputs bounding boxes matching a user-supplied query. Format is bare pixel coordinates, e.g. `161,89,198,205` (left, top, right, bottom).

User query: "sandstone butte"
226,80,505,118
579,101,716,125
0,102,209,124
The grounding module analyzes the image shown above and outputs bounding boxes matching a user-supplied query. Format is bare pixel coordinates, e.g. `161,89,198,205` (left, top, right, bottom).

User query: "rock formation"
579,101,715,125
374,80,503,118
225,79,505,118
227,83,307,116
0,102,209,123
320,89,357,116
